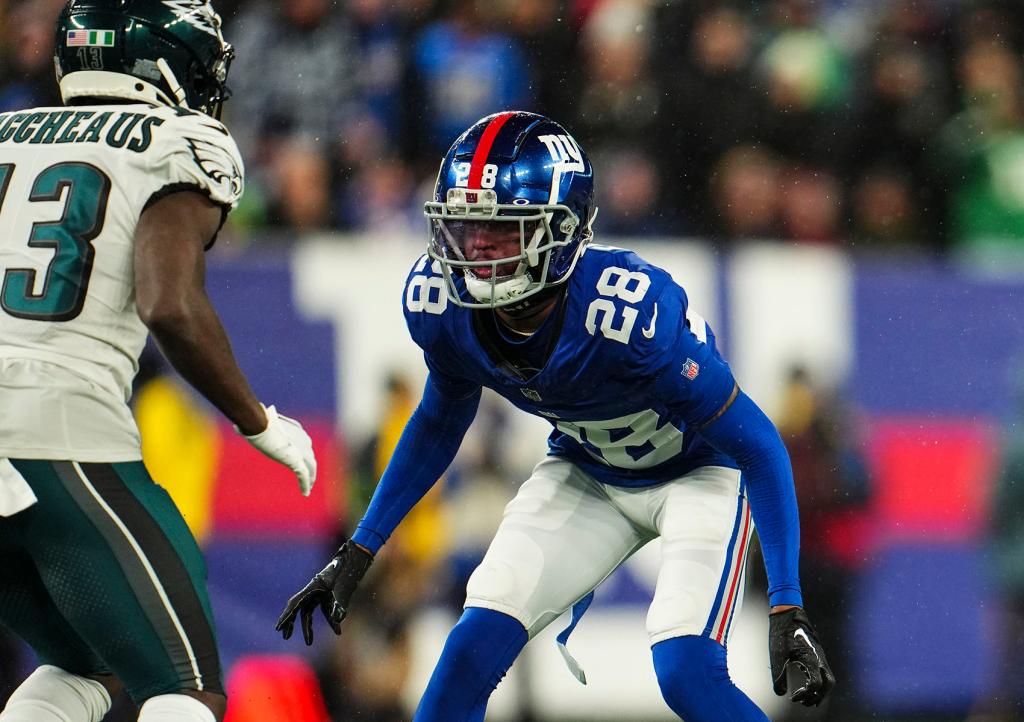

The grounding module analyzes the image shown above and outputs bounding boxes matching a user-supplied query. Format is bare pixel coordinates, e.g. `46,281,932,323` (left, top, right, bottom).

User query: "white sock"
0,664,111,722
138,694,217,722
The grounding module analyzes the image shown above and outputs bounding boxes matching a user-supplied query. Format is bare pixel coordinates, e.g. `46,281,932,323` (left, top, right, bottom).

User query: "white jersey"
0,103,244,462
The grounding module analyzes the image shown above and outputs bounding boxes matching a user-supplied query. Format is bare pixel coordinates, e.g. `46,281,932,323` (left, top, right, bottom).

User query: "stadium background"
1,0,1023,720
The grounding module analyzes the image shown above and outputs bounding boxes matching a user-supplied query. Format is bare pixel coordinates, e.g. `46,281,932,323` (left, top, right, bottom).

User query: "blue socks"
415,612,766,721
414,607,527,722
652,635,769,722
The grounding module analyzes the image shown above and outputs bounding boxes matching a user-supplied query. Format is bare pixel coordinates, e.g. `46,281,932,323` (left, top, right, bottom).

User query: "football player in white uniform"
0,2,316,721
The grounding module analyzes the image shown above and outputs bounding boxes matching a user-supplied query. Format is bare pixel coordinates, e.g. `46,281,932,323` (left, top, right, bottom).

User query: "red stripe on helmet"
467,112,515,188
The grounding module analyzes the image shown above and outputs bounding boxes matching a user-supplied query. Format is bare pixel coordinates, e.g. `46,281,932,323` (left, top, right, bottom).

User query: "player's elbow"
136,296,193,337
731,422,791,474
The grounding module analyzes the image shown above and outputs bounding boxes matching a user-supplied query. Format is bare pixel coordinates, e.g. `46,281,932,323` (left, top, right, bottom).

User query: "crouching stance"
278,111,834,720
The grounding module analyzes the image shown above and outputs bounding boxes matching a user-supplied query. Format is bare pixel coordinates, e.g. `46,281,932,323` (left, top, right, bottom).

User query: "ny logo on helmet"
538,134,585,173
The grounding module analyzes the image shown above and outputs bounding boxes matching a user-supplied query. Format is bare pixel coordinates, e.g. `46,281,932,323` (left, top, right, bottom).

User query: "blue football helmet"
425,111,596,309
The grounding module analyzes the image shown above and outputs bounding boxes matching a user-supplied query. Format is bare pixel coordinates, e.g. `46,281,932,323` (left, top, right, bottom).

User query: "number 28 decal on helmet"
425,111,597,309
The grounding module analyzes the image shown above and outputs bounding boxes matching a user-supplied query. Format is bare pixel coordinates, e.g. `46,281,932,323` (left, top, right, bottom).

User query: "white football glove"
240,404,317,496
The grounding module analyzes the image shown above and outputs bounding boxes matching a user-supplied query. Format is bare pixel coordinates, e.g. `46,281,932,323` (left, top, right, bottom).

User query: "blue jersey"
403,245,739,488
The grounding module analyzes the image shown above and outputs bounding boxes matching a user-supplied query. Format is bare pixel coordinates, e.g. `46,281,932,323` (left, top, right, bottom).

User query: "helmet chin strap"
156,57,189,108
499,284,564,320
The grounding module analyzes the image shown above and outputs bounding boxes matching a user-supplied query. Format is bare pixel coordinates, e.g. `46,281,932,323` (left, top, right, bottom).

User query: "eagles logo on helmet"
425,111,597,312
54,0,234,119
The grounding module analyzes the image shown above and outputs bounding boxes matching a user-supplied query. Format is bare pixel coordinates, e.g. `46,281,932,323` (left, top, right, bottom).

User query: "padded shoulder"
146,107,244,208
570,245,684,373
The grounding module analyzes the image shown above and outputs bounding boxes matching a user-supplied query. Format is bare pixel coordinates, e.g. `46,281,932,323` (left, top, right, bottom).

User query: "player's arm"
697,387,800,606
650,281,833,706
135,191,262,431
698,389,835,706
352,374,481,553
276,372,481,644
133,190,316,494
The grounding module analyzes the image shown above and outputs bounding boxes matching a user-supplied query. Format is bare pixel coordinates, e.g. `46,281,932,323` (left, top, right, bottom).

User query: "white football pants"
465,457,753,645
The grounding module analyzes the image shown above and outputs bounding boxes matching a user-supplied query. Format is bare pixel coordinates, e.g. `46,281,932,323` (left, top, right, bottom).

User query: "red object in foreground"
223,655,331,722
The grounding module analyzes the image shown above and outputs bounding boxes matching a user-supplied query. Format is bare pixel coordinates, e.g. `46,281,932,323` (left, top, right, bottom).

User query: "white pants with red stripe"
464,457,753,646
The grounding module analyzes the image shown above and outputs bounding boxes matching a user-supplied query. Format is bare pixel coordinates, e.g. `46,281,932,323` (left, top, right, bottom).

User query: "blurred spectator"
441,391,521,607
778,166,843,244
0,0,62,111
493,0,574,123
773,366,869,722
852,9,951,169
273,139,333,230
847,5,952,249
408,0,534,161
315,545,420,722
337,156,419,234
655,2,767,231
351,373,449,568
348,0,416,146
709,144,783,242
573,0,665,236
756,0,855,168
4,0,1024,254
850,164,925,253
575,0,660,150
593,148,678,237
226,0,360,229
762,23,846,114
935,36,1024,261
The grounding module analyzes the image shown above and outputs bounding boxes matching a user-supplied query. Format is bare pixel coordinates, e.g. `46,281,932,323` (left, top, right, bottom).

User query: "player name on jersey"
0,109,164,153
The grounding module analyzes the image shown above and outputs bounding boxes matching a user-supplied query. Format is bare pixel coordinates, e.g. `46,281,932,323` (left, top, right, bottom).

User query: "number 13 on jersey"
0,161,111,322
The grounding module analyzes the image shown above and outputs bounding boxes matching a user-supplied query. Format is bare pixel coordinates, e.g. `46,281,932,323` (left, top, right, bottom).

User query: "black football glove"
769,607,835,707
275,540,373,645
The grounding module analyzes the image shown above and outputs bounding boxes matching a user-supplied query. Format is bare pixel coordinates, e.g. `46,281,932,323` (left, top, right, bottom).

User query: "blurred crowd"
3,0,1024,259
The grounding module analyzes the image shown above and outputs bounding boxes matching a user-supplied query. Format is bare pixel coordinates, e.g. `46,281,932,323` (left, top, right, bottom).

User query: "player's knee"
646,585,708,641
2,664,111,722
652,636,729,710
652,635,768,722
138,691,226,722
465,555,528,607
445,608,523,666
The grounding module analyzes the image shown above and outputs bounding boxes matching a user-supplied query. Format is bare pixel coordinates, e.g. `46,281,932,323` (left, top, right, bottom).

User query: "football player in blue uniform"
278,111,835,721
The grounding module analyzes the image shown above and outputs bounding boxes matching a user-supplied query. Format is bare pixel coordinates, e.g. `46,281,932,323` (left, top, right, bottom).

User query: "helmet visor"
431,218,542,280
424,197,581,308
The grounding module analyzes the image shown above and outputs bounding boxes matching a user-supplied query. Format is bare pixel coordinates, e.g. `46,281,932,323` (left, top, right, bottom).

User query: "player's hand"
240,404,317,495
769,607,835,707
275,541,374,645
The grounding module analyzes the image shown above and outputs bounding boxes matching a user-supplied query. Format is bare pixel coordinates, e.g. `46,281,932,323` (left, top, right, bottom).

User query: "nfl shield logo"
682,358,700,380
521,387,542,402
466,191,479,203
